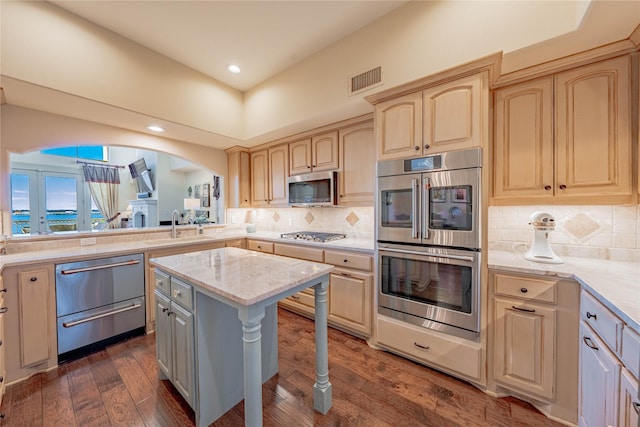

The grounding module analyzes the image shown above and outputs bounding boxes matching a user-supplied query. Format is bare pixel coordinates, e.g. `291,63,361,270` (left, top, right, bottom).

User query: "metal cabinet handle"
63,302,141,328
0,339,3,346
162,307,169,313
30,277,38,282
413,342,430,351
340,272,352,277
520,287,528,293
512,306,535,313
414,146,420,151
61,259,140,275
633,402,640,415
583,336,598,350
343,259,348,263
544,185,552,190
559,184,567,190
586,311,597,320
424,144,430,150
0,289,6,293
290,295,300,301
0,307,7,314
173,290,182,298
0,376,3,383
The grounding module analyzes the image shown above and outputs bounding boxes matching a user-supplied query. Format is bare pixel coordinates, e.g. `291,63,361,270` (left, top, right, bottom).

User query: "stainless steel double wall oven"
377,148,482,341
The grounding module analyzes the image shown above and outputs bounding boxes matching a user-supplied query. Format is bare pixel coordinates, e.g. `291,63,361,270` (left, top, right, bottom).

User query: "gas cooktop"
280,231,346,243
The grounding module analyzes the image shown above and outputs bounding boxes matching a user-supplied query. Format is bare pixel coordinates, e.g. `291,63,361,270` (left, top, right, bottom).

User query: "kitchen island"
149,247,334,427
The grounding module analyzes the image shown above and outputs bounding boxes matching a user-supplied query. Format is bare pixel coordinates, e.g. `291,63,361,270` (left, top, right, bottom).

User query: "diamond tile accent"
563,213,601,241
272,212,280,223
304,211,315,224
346,211,360,227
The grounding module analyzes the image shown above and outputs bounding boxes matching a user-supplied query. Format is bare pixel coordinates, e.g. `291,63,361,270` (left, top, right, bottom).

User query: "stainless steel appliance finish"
376,148,483,341
55,253,146,357
377,148,482,250
288,171,337,207
378,243,480,341
280,231,346,242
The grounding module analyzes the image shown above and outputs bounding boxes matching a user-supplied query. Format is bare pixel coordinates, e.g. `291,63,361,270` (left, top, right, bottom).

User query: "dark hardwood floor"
0,308,563,426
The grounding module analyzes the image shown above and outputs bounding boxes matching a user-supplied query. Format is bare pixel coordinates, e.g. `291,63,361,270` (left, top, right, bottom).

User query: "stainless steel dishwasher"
55,253,146,360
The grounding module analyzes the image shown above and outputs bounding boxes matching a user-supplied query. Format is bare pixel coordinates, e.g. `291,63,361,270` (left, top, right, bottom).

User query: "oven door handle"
380,247,476,263
411,178,419,239
422,176,429,240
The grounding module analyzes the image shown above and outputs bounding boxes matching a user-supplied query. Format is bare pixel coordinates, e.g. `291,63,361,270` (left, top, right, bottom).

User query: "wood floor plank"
101,383,145,427
0,308,565,427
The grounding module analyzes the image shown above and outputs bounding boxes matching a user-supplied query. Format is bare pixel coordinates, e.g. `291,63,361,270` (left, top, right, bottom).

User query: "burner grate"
280,231,346,243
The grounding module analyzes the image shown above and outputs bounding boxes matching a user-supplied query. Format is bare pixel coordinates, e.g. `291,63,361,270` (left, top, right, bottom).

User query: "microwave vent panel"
349,66,382,96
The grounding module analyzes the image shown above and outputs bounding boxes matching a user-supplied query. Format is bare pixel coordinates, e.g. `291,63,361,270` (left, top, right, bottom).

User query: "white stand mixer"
523,211,563,264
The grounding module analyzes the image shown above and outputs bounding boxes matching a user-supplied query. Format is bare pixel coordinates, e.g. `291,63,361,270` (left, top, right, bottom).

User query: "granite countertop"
150,247,334,306
0,230,374,272
489,250,640,333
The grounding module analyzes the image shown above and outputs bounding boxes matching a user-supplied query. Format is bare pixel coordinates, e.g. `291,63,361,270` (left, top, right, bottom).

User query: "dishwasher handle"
62,302,142,328
60,259,141,275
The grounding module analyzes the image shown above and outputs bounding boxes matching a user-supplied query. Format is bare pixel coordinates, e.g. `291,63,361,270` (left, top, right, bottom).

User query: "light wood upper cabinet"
555,55,632,201
423,73,485,154
376,92,423,160
338,121,375,205
227,149,251,208
493,77,554,202
289,132,339,175
493,55,633,205
251,145,289,206
376,73,487,161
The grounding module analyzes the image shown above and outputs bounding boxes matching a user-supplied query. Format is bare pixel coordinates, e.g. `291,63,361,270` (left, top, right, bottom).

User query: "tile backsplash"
489,205,640,262
226,207,374,240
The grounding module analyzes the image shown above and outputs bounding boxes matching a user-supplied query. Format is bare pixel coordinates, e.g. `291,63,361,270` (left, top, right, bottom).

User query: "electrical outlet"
231,215,237,224
80,237,96,246
288,218,293,226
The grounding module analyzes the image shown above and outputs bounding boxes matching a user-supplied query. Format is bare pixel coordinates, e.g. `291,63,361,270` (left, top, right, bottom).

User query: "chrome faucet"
171,210,181,238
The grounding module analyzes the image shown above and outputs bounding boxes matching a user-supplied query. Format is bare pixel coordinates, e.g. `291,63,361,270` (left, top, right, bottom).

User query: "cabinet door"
154,290,172,379
312,131,339,172
328,268,372,336
423,73,485,154
171,302,195,407
0,289,5,407
227,150,251,208
18,269,50,367
250,149,269,206
376,92,423,160
579,321,621,427
289,138,312,175
618,368,639,427
555,55,632,201
338,121,375,205
493,77,554,202
268,145,289,205
493,298,556,400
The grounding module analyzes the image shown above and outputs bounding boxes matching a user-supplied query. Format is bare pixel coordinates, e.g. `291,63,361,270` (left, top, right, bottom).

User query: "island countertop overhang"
149,247,334,306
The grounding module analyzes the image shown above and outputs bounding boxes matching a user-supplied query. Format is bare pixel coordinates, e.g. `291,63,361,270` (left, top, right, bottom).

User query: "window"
10,169,103,235
41,146,107,162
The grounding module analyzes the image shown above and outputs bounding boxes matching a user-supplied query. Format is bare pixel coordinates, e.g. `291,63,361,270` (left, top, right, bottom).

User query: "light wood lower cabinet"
1,264,57,383
277,246,373,338
579,321,620,427
489,271,579,424
578,289,640,427
0,277,5,406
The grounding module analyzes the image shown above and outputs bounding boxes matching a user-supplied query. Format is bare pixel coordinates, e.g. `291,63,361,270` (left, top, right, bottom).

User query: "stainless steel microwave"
288,171,337,207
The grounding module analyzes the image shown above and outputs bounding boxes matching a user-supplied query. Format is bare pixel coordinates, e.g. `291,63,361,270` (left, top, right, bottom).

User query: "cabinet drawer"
247,240,274,253
621,327,640,379
274,243,324,262
325,250,372,272
170,277,193,310
377,316,482,381
287,290,315,309
494,273,557,304
580,291,623,354
154,269,171,295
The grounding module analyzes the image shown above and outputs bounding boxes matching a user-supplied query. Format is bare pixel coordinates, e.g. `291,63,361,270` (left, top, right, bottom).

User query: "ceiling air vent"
349,66,382,96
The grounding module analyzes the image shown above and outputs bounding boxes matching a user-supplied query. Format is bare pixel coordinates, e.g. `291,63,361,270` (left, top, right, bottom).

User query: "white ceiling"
50,0,408,92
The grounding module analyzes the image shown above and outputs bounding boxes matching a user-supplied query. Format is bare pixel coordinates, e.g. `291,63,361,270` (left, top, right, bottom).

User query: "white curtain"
82,164,121,229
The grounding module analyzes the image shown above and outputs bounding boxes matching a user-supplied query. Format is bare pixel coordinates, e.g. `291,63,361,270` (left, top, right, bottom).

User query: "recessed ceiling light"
147,125,164,132
228,64,241,74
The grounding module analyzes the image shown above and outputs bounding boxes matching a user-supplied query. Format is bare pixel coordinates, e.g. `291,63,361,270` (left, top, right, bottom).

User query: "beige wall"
0,1,244,140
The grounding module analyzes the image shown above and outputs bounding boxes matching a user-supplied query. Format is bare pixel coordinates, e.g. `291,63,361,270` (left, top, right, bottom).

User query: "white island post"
150,247,334,426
